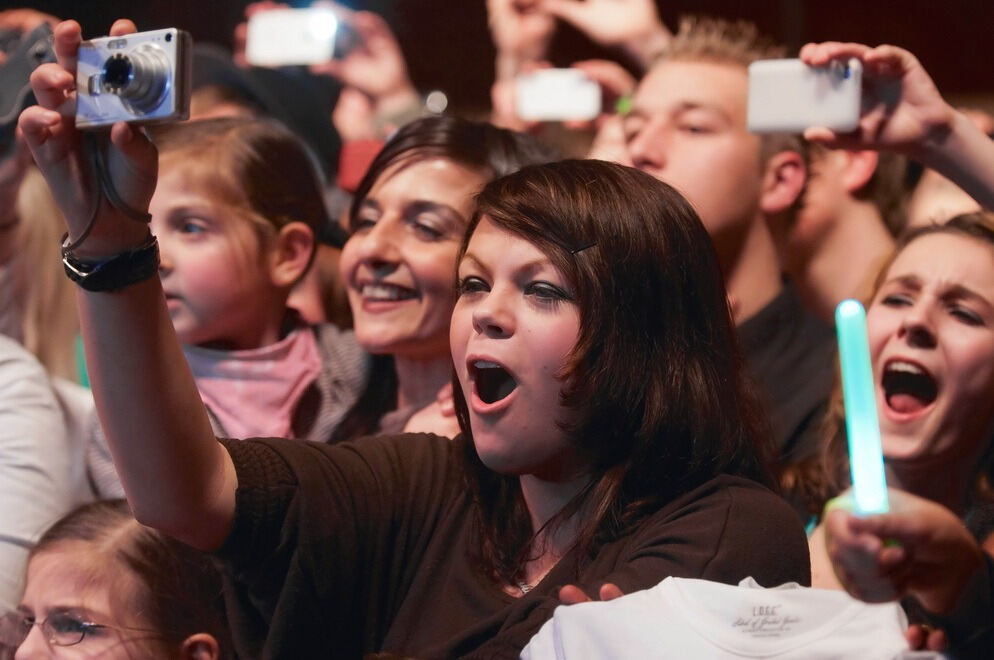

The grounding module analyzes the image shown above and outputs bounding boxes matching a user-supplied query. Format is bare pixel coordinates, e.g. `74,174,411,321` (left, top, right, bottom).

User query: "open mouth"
882,360,938,415
360,282,417,302
470,360,518,404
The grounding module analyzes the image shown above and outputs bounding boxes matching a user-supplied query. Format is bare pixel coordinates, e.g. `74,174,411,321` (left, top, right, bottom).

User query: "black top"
214,433,810,659
738,282,836,465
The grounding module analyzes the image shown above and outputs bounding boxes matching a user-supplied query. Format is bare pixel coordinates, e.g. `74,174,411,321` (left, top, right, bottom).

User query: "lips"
881,358,938,416
467,356,519,411
359,282,417,302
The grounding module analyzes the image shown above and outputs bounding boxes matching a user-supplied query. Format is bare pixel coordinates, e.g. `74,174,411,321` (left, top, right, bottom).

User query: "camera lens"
103,54,133,88
165,33,172,42
101,44,170,115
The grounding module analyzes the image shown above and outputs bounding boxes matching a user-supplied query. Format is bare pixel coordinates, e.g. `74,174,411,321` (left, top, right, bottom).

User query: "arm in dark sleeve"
214,433,460,659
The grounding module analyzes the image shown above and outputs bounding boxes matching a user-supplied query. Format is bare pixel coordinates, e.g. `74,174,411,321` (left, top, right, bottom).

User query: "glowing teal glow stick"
836,299,889,514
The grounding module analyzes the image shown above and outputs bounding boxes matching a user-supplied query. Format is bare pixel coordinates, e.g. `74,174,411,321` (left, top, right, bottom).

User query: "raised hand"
309,5,417,111
17,19,157,257
799,42,956,157
543,0,669,68
488,0,555,63
824,489,985,615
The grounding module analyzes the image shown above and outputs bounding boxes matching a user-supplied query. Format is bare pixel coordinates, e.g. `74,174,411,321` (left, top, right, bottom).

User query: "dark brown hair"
332,116,554,442
793,211,994,517
454,159,775,585
30,500,231,658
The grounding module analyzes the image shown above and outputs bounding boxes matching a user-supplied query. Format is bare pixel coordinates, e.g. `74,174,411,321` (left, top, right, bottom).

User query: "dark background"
15,0,994,113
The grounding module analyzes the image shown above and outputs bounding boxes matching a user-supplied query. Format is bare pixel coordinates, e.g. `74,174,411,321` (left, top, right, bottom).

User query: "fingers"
543,0,589,29
17,105,62,150
109,19,137,37
110,122,156,165
571,59,636,96
599,582,624,601
29,63,75,111
557,584,591,605
926,628,948,652
799,41,872,67
52,20,82,75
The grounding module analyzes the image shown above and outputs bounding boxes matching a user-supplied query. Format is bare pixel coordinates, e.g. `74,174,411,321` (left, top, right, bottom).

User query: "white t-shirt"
522,577,944,659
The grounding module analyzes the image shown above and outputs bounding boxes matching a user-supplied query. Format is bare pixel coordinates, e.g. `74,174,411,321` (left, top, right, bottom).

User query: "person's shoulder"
313,322,370,382
223,432,460,483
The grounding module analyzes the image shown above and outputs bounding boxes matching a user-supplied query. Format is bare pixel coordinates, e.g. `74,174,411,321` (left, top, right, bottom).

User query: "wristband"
62,233,160,292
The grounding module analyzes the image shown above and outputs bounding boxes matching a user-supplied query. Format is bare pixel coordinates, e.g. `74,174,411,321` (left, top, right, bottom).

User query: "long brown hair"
454,159,775,585
795,212,994,517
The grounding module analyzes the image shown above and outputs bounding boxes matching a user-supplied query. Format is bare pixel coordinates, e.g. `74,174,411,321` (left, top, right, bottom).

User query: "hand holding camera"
18,19,160,258
798,42,957,156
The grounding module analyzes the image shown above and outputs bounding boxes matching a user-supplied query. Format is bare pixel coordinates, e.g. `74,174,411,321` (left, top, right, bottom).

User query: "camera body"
246,8,358,66
515,69,601,122
75,28,192,130
746,58,862,134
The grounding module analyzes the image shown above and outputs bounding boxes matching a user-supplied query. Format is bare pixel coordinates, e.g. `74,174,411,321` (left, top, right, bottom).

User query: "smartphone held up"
747,58,862,134
75,28,192,130
245,7,359,67
515,68,602,123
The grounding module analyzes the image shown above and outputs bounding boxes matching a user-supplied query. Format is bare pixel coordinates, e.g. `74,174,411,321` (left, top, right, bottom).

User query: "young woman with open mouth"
805,213,994,590
20,22,808,653
332,115,550,440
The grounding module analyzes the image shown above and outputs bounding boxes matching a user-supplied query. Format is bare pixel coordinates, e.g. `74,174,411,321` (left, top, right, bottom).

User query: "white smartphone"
747,58,862,133
245,7,340,66
515,69,601,122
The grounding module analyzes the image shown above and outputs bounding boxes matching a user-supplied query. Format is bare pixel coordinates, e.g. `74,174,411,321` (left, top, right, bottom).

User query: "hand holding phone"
747,58,862,134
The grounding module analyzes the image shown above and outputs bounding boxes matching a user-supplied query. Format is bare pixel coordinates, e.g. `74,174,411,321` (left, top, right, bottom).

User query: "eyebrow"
885,274,994,309
459,254,554,279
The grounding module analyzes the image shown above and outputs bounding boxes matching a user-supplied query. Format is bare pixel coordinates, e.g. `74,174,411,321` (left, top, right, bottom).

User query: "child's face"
450,217,584,480
340,157,487,360
868,233,994,462
12,549,159,658
150,165,285,349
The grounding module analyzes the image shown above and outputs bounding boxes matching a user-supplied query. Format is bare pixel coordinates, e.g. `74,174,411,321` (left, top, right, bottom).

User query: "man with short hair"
625,17,835,500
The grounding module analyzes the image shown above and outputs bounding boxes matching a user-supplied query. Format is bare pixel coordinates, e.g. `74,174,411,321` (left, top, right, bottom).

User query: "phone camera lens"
165,33,173,43
843,64,851,79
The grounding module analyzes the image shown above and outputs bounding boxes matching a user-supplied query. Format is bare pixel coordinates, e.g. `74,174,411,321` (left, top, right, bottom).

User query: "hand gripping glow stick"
835,299,889,514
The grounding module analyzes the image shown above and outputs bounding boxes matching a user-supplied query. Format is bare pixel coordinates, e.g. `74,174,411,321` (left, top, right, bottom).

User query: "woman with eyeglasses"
1,500,231,659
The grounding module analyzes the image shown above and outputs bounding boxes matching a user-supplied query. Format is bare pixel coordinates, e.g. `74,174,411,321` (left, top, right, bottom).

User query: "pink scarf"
183,327,322,439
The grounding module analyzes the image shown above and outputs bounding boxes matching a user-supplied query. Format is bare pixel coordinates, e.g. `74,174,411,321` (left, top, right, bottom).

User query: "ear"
759,150,807,215
269,221,316,288
840,150,879,194
180,633,219,660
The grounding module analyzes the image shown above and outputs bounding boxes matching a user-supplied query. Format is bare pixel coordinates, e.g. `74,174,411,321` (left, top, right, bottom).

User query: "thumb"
543,0,588,28
109,122,158,181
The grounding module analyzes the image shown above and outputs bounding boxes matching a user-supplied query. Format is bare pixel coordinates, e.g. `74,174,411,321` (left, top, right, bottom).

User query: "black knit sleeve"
212,433,462,659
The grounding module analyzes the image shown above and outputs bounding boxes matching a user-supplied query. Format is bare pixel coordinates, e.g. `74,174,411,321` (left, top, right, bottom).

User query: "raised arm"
17,19,235,551
800,41,994,211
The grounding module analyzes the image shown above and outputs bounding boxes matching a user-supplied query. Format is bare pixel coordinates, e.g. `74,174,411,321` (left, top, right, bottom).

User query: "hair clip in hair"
571,241,597,255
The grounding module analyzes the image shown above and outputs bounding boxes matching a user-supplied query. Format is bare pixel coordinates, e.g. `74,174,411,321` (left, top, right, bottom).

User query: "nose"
471,287,515,338
13,624,46,659
897,301,937,349
352,219,401,276
627,118,668,174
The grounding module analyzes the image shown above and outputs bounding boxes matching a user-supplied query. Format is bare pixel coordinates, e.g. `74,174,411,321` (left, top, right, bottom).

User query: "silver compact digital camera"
75,28,192,130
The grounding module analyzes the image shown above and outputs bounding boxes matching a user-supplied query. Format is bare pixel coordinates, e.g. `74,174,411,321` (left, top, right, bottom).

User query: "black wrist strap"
62,233,159,292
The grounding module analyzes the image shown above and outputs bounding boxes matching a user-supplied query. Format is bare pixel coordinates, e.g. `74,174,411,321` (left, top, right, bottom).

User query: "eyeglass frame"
0,609,162,650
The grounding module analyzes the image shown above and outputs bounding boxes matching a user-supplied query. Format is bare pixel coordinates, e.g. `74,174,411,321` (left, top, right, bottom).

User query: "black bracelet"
62,232,160,292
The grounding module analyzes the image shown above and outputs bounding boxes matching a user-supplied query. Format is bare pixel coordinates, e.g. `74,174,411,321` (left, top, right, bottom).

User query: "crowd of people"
0,1,993,658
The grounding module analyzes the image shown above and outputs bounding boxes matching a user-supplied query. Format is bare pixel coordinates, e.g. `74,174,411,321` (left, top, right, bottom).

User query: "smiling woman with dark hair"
19,19,808,657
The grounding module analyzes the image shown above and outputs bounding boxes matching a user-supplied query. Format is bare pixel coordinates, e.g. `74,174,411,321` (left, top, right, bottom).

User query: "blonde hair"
654,16,804,167
12,166,80,381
